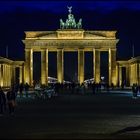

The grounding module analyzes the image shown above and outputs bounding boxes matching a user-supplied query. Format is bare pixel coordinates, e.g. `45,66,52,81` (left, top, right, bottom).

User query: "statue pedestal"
57,29,84,39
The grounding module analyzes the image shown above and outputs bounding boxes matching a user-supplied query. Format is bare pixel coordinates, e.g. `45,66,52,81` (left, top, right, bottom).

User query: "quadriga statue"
60,19,65,29
77,18,82,29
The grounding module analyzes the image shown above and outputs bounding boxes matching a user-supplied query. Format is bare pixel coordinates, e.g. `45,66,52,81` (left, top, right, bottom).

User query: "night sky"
0,0,140,81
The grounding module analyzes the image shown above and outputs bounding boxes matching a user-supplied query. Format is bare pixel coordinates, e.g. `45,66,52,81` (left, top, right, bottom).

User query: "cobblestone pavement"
0,91,140,139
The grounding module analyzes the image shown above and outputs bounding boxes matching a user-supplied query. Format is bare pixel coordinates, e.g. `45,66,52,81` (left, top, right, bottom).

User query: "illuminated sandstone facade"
1,7,140,88
117,57,140,86
1,54,140,87
22,7,119,86
23,29,118,86
0,57,24,87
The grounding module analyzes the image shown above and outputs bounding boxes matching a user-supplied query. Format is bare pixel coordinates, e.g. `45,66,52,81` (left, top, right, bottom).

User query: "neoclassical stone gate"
23,7,119,86
1,7,140,88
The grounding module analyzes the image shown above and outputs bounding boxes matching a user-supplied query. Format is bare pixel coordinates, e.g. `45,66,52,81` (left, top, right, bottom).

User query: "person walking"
19,83,24,97
92,82,96,94
24,83,30,98
132,83,138,99
7,87,16,115
0,87,6,115
80,83,85,95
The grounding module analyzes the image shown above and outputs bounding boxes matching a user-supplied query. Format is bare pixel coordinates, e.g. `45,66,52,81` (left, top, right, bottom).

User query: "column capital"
109,48,117,51
40,48,48,51
25,48,33,52
57,48,63,50
93,48,101,51
78,47,84,49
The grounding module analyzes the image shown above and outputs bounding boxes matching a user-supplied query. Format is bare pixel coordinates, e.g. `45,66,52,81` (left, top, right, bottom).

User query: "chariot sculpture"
60,6,82,29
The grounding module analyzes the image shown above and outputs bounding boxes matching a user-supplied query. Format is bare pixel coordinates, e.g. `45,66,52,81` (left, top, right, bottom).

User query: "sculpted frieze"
24,39,118,48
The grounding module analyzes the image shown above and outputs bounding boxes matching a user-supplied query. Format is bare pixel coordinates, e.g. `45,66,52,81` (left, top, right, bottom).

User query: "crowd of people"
0,81,140,116
41,82,140,98
0,82,30,116
48,82,110,95
0,86,16,116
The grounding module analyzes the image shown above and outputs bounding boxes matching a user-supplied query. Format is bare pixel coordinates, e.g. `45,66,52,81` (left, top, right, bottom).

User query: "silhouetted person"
121,81,125,90
25,83,30,97
19,83,24,97
98,82,101,93
80,83,85,95
14,83,19,97
71,82,75,94
106,83,109,92
138,85,140,93
76,83,80,94
96,83,99,93
132,83,138,99
7,87,16,115
92,82,96,94
111,83,114,90
0,87,6,115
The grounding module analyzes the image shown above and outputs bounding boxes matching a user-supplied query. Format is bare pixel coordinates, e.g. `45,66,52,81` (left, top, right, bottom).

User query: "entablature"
25,30,117,40
128,56,140,64
0,57,13,64
23,39,118,48
117,61,129,67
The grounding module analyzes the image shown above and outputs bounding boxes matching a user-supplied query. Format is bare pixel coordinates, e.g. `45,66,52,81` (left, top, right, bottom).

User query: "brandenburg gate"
23,7,119,86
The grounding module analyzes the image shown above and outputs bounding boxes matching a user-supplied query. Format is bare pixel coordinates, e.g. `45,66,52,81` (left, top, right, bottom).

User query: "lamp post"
6,45,8,58
131,44,135,59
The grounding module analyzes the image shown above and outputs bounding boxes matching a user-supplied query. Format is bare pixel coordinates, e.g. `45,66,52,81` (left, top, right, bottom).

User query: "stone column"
10,65,13,86
5,65,8,86
78,48,84,84
0,64,3,87
3,65,5,87
7,65,10,87
9,65,11,86
0,64,1,86
24,49,33,85
22,64,24,84
130,64,137,86
12,65,15,85
109,48,117,86
5,65,8,87
119,66,122,87
19,66,23,84
57,49,64,83
129,65,132,86
93,49,100,83
41,49,48,85
137,63,140,85
116,63,119,87
135,63,137,84
7,65,9,87
126,65,130,86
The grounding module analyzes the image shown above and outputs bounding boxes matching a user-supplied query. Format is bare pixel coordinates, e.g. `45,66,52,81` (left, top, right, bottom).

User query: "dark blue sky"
0,0,140,61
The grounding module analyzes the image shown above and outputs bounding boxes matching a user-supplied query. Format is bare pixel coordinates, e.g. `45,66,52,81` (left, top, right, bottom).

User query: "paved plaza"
1,90,140,139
